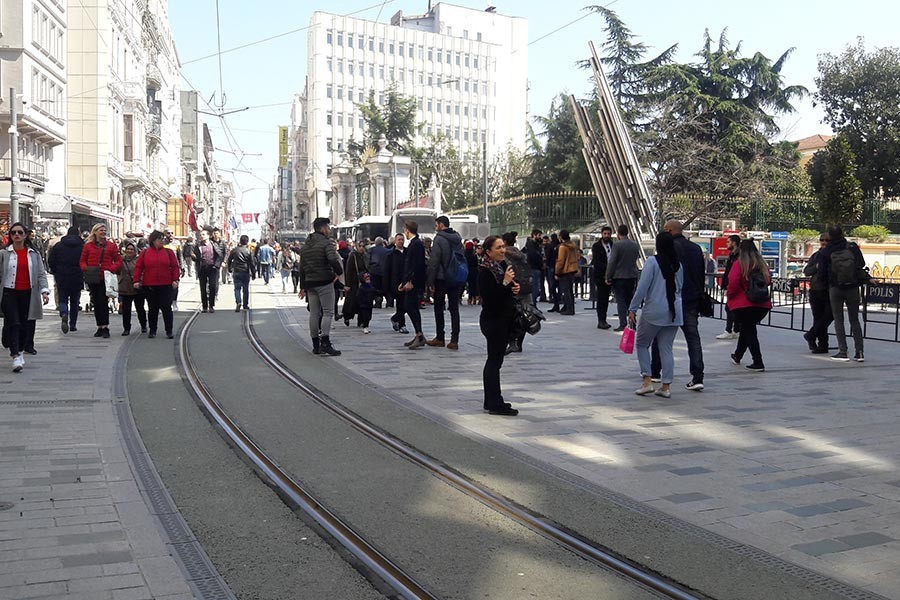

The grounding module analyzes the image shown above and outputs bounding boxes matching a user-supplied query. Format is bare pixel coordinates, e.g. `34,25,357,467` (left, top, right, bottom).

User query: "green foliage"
351,84,419,156
849,224,890,242
815,39,900,198
529,94,591,193
790,228,820,242
807,136,864,225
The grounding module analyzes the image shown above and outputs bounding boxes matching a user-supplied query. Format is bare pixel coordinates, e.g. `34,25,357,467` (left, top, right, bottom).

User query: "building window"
426,99,432,112
464,130,469,141
326,112,333,125
455,105,460,115
379,65,385,79
337,114,343,126
463,30,468,39
336,32,343,46
477,32,483,42
389,42,394,55
445,103,451,114
368,36,374,51
437,49,442,63
464,80,469,92
348,62,354,75
409,44,414,58
427,48,433,61
369,64,374,77
474,57,479,69
379,40,384,53
123,114,133,162
358,36,364,50
418,72,424,84
389,67,395,80
326,84,333,98
337,59,343,73
347,33,354,47
464,106,469,116
465,54,470,67
456,53,461,66
327,58,332,72
327,30,333,44
454,127,460,140
418,46,423,60
327,137,333,151
427,75,432,86
399,42,405,56
446,51,451,65
358,117,364,128
337,87,343,100
358,90,364,102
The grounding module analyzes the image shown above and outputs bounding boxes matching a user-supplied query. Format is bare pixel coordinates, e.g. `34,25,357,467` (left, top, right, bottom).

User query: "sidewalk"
0,284,210,600
271,288,900,599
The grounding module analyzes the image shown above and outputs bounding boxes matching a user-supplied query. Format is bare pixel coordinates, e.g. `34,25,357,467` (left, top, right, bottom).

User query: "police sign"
865,283,900,305
771,278,797,293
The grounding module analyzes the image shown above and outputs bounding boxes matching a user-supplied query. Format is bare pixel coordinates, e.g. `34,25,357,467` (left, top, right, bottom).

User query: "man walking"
400,221,427,349
193,229,224,313
298,218,343,356
47,226,84,333
801,232,833,353
181,237,195,278
384,233,408,334
590,226,614,329
605,224,641,331
525,229,544,305
426,216,464,350
227,235,254,311
654,220,706,391
368,237,390,309
256,239,275,285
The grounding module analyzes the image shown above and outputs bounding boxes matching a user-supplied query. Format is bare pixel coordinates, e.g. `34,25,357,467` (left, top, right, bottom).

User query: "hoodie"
48,234,85,284
427,227,463,286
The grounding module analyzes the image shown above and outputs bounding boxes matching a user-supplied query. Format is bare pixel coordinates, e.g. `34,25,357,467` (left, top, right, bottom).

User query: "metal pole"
9,87,19,224
482,141,488,223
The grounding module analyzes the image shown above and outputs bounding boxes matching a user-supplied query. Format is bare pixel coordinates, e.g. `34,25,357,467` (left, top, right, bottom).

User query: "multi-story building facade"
67,0,182,237
289,88,311,231
180,90,222,229
0,0,68,227
302,3,527,221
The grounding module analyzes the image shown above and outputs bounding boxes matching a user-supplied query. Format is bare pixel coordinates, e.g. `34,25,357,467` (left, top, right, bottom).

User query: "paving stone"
661,492,713,504
668,467,712,476
834,532,896,549
791,539,853,557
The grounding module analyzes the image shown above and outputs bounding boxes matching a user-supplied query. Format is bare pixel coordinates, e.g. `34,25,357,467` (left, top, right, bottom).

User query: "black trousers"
480,313,510,410
558,273,576,313
808,289,833,349
145,285,174,335
404,288,423,334
391,291,406,327
433,280,461,342
733,307,769,366
594,277,611,323
1,289,34,356
291,271,300,293
88,282,110,327
120,293,147,332
198,265,219,309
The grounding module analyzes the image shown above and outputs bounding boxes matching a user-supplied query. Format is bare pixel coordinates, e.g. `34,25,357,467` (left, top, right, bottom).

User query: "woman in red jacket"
133,230,180,338
726,240,773,372
79,223,122,338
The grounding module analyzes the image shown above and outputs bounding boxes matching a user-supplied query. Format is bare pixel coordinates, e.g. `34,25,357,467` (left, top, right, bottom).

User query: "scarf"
480,255,505,283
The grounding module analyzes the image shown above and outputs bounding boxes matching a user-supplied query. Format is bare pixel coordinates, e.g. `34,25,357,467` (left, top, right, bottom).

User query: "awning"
69,197,124,222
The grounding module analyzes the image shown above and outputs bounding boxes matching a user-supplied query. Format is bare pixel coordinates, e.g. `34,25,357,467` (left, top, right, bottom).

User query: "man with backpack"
818,226,875,362
426,215,466,350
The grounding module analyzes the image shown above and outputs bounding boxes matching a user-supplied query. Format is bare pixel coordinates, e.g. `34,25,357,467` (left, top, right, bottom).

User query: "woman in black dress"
477,236,520,416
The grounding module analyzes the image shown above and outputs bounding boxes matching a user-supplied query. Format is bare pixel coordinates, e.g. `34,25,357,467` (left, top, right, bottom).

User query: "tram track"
178,307,706,599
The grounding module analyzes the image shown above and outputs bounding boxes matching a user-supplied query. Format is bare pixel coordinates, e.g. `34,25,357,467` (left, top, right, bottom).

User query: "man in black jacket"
426,216,464,349
227,235,254,311
545,234,560,311
653,220,706,391
47,226,84,333
400,220,427,349
524,229,544,304
298,218,344,356
590,226,613,329
383,233,408,334
802,232,832,354
192,229,224,313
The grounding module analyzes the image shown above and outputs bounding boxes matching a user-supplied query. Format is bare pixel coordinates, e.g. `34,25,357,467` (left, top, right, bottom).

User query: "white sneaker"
172,301,179,312
12,354,24,373
363,327,371,334
715,331,734,340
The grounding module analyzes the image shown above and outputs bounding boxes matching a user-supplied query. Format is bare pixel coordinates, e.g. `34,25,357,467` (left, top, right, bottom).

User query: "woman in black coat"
465,241,479,305
478,236,520,416
383,233,408,333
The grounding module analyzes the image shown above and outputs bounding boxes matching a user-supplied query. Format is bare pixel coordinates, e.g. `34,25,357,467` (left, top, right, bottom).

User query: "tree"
807,135,864,225
350,84,419,157
815,39,900,198
530,94,591,193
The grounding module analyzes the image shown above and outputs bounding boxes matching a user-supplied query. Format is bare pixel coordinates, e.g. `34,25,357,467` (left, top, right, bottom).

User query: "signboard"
761,240,780,256
698,230,718,238
865,283,900,305
747,231,767,239
772,278,797,293
278,126,289,167
770,231,789,240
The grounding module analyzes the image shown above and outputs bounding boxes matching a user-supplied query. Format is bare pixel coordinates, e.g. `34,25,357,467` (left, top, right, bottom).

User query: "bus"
449,215,491,242
351,215,391,242
390,208,438,240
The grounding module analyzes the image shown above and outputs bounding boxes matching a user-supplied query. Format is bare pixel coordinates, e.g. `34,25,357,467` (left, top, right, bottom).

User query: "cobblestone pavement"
269,285,900,599
0,283,202,600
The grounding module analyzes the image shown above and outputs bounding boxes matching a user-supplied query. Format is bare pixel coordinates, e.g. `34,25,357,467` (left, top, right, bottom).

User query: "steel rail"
244,312,703,600
177,311,439,600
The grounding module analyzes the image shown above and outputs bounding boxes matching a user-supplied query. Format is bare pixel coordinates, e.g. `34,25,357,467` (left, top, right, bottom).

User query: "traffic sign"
748,231,767,239
698,230,718,238
770,231,789,240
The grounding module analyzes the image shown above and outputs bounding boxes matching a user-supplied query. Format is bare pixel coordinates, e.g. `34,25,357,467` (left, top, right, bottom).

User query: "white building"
67,0,182,237
0,0,68,227
303,3,528,221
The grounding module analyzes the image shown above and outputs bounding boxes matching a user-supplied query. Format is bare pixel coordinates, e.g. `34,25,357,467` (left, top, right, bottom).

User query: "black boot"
320,336,341,356
312,337,321,355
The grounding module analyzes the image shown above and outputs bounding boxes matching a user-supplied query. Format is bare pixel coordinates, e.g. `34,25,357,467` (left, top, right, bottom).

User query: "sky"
169,0,900,214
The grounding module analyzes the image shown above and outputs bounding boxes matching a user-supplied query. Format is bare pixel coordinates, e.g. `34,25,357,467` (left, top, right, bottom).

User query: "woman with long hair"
79,223,122,338
0,222,50,371
726,239,773,371
117,241,147,335
133,230,180,339
628,232,684,398
477,236,521,416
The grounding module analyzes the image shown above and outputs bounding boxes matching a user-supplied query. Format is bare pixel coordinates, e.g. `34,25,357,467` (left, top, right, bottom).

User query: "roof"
795,134,833,152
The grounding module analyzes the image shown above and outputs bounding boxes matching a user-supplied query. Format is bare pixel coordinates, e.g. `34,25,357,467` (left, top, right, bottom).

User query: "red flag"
242,213,253,224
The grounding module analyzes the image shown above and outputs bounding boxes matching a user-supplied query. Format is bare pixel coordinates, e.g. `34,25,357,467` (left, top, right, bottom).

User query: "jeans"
184,260,193,278
1,289,33,356
829,286,863,353
594,277,611,323
547,267,557,304
57,282,82,328
808,289,833,349
636,322,678,384
558,273,576,313
404,288,423,334
233,271,250,308
612,278,637,327
260,262,271,284
531,269,543,304
280,270,290,290
88,282,110,327
198,265,219,309
733,306,769,366
120,293,146,332
480,312,510,410
306,282,335,339
145,285,174,335
433,279,461,342
651,301,704,382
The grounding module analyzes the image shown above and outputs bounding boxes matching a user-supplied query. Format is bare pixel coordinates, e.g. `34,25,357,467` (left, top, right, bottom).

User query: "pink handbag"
619,326,636,354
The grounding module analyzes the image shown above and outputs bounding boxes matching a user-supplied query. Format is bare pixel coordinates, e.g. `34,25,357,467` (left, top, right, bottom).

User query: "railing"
0,158,47,183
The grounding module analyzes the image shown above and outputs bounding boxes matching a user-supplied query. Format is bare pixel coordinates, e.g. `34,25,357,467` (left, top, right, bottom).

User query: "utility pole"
482,140,488,223
9,88,19,224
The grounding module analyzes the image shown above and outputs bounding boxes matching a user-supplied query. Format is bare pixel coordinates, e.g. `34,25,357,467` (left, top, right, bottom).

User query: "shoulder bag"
84,243,106,285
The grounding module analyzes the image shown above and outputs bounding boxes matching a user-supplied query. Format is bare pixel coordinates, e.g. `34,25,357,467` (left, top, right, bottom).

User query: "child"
357,273,376,334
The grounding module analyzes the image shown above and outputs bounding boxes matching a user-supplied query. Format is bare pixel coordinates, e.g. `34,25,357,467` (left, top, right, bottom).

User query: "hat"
465,241,474,250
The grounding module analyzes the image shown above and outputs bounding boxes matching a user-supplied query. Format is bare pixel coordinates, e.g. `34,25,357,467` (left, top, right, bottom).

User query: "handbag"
104,270,119,299
699,291,716,318
513,299,545,336
83,243,106,285
619,325,636,354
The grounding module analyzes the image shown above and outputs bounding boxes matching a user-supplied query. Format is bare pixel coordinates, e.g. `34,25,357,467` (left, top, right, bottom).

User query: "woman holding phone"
477,235,520,416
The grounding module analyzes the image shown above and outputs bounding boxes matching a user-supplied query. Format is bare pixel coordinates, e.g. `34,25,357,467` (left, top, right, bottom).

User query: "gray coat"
606,238,641,280
426,228,463,286
0,246,50,320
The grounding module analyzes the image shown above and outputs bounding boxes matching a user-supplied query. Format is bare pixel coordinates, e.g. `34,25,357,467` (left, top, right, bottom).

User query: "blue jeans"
652,301,704,383
637,322,678,384
260,263,271,284
57,282,82,327
233,271,250,308
612,278,637,327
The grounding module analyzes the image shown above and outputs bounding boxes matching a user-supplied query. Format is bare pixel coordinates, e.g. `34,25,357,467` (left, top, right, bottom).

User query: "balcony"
121,160,149,190
146,64,162,90
147,118,161,145
0,158,48,186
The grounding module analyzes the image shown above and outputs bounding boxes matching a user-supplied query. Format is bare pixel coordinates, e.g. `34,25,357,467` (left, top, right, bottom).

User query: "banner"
242,213,254,224
278,126,289,167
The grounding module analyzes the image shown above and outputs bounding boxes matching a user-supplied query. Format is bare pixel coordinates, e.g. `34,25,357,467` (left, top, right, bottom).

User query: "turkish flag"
242,213,253,224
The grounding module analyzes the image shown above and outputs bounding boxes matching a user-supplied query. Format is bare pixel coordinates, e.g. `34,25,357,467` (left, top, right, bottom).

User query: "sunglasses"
9,230,25,236
819,238,828,242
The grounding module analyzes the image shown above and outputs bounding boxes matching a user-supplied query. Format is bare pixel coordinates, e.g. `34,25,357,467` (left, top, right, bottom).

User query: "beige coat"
0,245,50,320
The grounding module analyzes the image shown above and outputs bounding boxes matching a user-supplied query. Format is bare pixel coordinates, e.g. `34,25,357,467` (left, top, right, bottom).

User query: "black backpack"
745,268,770,304
830,243,859,288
